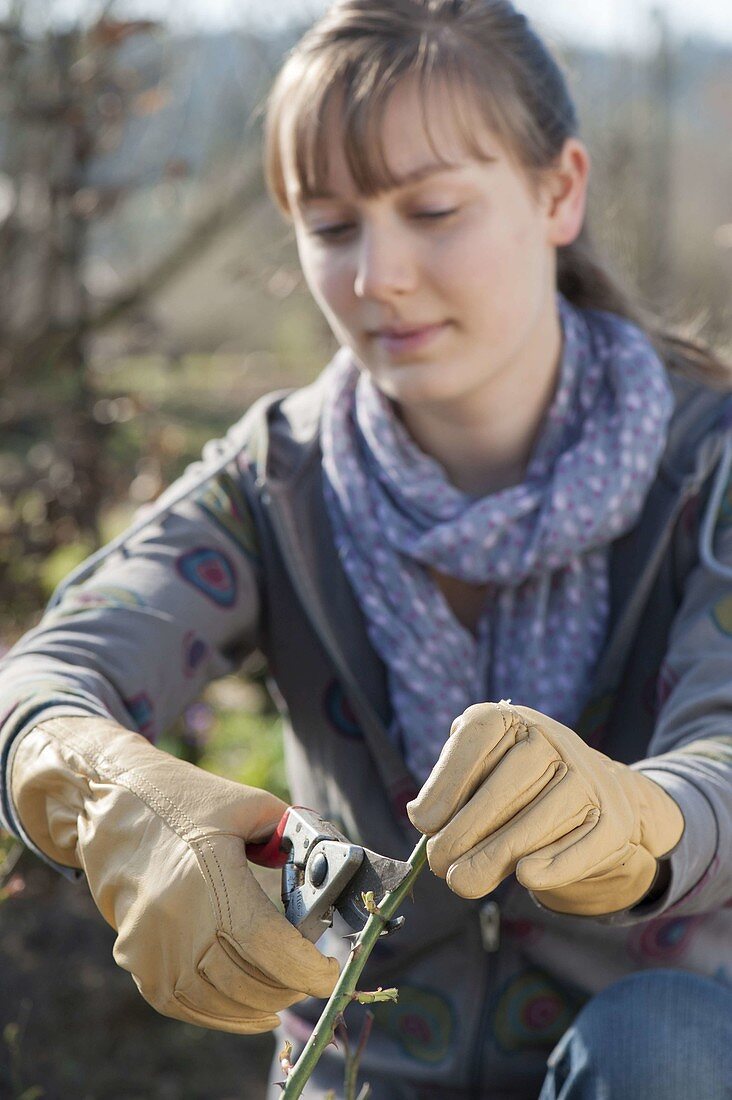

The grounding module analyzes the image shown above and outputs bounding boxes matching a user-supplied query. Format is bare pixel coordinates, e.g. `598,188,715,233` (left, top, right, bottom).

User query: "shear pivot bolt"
309,853,329,887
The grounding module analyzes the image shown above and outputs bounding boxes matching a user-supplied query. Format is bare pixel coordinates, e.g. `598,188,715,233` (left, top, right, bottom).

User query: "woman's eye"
414,208,458,221
310,223,355,240
307,207,458,241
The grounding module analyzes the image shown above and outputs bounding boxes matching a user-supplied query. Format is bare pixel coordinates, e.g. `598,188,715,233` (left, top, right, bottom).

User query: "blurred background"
0,1,729,1096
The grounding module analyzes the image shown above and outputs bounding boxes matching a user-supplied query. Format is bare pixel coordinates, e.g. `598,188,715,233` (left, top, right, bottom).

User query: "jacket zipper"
469,901,502,1096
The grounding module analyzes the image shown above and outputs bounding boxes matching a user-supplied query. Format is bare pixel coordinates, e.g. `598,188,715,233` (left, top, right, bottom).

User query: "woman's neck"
397,305,563,497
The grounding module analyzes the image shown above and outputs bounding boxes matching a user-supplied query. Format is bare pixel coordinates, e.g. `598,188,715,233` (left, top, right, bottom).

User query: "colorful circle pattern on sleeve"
176,547,238,608
182,631,209,679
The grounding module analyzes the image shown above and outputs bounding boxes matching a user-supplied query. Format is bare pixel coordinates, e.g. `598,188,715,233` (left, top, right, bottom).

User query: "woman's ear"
542,138,591,248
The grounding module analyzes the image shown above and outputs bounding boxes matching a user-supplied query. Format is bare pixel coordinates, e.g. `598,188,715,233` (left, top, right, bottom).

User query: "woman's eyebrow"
295,159,481,205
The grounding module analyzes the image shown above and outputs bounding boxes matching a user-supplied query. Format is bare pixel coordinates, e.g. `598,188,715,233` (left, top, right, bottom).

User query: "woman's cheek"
439,231,512,310
309,267,361,350
321,277,356,337
299,248,347,318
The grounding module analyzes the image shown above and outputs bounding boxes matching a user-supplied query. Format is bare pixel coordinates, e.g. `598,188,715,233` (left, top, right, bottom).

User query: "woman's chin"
365,359,464,407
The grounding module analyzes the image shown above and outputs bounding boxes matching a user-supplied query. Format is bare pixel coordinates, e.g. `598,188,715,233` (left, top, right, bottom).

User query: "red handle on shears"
246,808,292,868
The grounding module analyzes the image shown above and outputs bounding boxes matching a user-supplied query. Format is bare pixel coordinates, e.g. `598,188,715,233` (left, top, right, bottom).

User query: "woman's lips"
371,321,450,356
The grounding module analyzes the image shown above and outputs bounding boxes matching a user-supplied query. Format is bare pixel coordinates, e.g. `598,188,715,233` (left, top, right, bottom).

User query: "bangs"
266,34,530,212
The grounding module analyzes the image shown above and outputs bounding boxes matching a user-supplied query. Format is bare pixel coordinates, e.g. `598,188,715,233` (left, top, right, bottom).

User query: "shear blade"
334,849,411,933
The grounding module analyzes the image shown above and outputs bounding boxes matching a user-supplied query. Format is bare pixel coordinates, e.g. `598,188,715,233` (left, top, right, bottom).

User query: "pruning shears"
247,806,411,943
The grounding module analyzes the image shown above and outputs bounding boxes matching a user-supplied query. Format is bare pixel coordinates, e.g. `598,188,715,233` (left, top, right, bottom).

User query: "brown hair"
265,0,730,387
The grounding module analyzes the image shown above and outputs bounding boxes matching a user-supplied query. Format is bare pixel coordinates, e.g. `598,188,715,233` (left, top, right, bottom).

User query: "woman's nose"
353,224,417,301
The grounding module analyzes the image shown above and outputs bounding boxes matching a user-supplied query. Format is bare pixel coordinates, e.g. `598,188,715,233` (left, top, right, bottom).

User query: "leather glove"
407,700,684,916
10,716,340,1032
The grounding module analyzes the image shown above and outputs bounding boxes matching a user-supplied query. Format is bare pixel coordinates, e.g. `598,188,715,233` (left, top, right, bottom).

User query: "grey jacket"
1,367,731,1097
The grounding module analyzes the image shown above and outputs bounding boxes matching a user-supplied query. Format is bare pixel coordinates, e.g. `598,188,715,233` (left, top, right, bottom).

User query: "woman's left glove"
407,700,684,916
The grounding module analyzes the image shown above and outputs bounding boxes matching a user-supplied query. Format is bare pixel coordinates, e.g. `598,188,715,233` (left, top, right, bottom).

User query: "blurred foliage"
0,830,21,875
1,347,320,634
0,829,24,906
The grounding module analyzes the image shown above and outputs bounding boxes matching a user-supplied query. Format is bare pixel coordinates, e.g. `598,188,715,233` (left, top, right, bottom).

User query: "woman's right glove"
10,716,340,1033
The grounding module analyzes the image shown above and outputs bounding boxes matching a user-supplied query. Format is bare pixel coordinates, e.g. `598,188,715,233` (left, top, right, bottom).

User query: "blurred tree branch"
0,13,167,626
0,6,272,633
87,160,262,333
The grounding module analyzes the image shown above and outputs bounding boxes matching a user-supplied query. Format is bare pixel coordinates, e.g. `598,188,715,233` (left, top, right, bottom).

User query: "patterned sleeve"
0,418,266,868
612,463,732,923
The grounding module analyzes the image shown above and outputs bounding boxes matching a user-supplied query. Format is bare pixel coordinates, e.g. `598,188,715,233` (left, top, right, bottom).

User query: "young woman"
2,2,731,1097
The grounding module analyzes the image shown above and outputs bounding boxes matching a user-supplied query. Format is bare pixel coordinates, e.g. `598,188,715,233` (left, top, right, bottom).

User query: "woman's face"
285,79,585,412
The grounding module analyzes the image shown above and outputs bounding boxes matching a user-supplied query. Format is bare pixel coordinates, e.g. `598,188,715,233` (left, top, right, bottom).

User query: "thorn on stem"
336,1016,350,1058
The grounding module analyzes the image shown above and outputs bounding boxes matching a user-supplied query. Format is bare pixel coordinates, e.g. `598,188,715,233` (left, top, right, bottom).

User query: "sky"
521,0,732,50
11,0,732,50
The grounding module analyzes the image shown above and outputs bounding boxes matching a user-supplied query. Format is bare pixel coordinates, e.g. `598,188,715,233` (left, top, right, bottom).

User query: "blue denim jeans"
538,969,732,1100
269,969,732,1099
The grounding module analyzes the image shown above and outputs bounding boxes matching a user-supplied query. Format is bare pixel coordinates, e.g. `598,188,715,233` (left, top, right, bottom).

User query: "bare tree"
0,9,164,626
